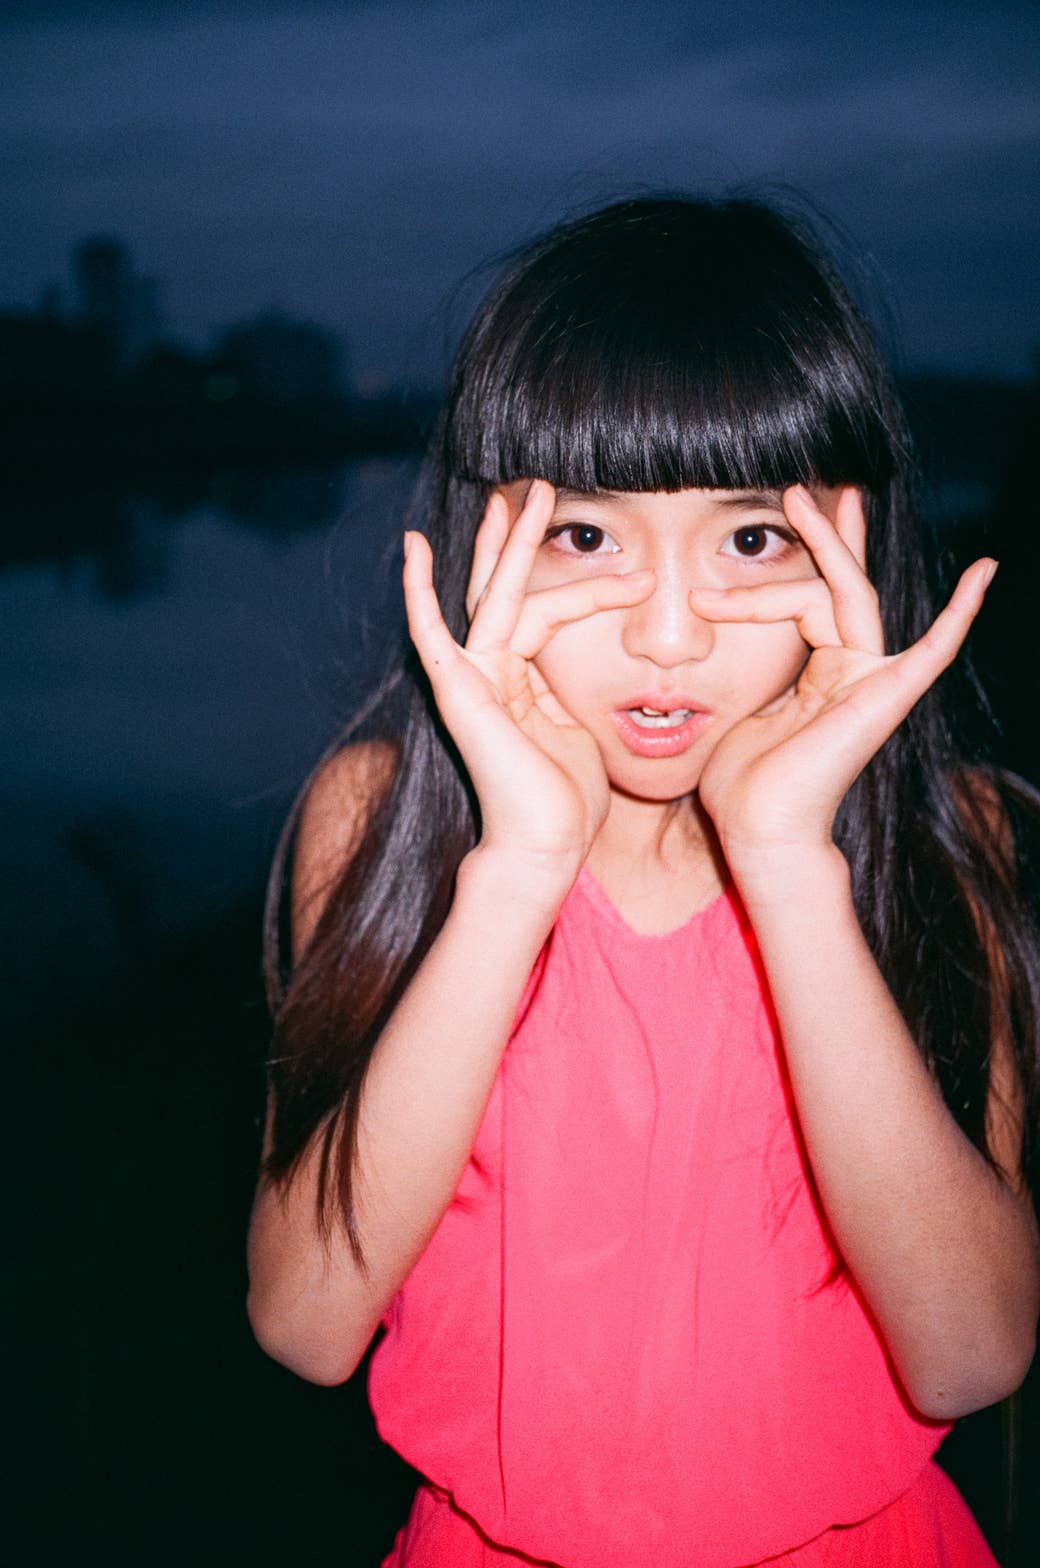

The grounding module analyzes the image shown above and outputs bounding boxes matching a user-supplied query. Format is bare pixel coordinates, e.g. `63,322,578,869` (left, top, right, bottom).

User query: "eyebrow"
553,487,618,504
711,489,787,512
552,486,787,511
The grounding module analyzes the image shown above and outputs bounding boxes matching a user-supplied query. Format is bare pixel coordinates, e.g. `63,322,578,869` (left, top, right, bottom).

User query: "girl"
247,196,1040,1566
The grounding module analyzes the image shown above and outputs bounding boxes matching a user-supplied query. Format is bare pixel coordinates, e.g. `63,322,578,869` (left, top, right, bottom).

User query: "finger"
402,531,466,688
784,485,884,654
793,559,997,780
512,570,655,660
832,484,868,572
688,577,841,648
465,490,513,620
468,479,557,650
894,558,997,689
402,531,553,792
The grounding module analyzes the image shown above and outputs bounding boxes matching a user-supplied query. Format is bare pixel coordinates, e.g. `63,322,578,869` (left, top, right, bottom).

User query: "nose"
620,562,715,668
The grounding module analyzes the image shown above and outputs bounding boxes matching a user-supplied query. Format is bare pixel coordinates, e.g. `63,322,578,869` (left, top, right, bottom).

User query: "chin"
609,759,705,803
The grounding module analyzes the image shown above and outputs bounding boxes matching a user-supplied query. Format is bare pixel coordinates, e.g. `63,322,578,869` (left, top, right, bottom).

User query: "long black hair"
262,194,1040,1261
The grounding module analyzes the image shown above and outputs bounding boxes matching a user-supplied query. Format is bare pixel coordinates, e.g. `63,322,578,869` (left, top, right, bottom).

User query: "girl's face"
497,481,845,806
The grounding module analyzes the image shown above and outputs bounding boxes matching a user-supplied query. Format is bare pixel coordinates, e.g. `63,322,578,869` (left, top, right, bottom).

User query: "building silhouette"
212,309,346,404
74,236,162,371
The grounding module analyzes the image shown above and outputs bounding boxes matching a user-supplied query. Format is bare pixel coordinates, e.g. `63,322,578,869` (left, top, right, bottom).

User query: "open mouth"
624,706,695,730
612,699,711,758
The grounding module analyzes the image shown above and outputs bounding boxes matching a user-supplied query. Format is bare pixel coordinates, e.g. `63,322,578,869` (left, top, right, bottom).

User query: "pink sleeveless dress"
370,867,996,1567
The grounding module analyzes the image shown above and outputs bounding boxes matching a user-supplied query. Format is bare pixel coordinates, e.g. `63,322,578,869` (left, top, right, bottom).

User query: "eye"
720,524,799,563
543,523,619,557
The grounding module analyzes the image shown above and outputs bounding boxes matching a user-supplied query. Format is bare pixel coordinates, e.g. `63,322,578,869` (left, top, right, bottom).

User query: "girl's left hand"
692,484,996,870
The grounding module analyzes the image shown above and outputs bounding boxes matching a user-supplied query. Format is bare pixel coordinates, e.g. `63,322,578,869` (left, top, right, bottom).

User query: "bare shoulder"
292,740,397,961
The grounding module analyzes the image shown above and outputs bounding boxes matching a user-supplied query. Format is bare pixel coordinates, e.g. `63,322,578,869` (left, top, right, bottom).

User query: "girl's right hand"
403,480,654,882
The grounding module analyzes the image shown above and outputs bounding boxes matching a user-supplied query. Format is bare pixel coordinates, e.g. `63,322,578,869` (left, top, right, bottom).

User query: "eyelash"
542,523,619,557
719,524,801,564
542,522,801,562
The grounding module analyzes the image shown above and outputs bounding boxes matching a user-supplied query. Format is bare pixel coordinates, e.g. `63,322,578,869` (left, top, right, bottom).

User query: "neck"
584,789,728,934
589,788,723,883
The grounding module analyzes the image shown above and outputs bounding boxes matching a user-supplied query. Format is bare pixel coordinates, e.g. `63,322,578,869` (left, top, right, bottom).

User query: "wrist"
724,839,851,915
457,842,581,920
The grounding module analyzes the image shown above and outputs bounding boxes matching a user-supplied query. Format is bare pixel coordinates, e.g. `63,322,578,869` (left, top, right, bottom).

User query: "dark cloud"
2,0,1037,378
0,0,381,25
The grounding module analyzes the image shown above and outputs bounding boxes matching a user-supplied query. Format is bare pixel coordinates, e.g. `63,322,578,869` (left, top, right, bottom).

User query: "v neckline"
575,862,734,942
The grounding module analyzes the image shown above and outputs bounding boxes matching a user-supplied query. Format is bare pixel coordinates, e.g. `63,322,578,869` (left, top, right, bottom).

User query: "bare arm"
733,843,1039,1422
247,484,652,1383
247,754,569,1383
693,485,1039,1418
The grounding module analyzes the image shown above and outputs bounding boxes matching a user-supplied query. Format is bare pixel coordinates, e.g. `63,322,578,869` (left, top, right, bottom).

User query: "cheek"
722,622,810,700
532,616,610,699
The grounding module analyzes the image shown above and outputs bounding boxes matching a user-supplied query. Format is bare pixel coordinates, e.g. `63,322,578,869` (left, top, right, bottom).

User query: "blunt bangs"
445,198,895,496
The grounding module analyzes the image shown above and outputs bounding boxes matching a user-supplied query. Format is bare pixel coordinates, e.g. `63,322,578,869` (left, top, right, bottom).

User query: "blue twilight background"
3,3,1038,1563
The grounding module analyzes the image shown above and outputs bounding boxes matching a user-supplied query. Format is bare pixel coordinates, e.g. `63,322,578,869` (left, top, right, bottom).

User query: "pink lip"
612,694,713,759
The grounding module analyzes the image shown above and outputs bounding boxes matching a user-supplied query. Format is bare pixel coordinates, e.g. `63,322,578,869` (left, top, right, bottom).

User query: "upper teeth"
628,707,693,728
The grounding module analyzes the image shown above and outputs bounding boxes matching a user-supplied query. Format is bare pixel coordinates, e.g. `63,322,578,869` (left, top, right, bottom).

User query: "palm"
692,486,995,857
453,636,611,859
699,643,885,847
403,483,653,867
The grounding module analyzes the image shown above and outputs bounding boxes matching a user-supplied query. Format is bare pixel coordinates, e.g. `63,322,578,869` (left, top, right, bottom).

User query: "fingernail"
690,585,725,598
983,559,999,588
403,530,413,560
623,568,654,579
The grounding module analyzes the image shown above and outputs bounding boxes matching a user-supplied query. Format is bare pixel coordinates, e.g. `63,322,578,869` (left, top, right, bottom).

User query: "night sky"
4,0,1039,386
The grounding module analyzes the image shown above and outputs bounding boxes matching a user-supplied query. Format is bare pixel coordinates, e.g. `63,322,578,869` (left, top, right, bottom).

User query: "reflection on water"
210,463,352,537
2,459,355,592
1,457,415,1020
